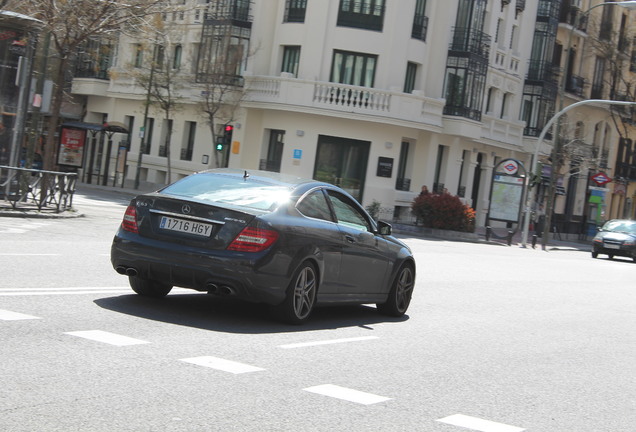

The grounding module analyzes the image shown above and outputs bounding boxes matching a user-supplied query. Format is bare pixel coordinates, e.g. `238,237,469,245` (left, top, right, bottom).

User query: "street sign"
591,172,611,186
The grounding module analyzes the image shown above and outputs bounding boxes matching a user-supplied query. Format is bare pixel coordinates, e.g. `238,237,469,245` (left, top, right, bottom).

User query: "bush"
411,193,475,232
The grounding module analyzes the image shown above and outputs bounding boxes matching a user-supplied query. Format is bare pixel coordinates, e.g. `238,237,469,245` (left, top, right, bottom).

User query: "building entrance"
314,135,369,202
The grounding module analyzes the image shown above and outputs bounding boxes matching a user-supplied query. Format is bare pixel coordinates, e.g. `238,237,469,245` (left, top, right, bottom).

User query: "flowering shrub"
411,193,476,232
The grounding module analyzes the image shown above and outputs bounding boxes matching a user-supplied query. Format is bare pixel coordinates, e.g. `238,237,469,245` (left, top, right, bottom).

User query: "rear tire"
275,262,317,325
377,264,414,317
129,276,172,298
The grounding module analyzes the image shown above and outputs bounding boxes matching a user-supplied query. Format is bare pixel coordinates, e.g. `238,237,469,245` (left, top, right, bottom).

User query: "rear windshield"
161,173,292,212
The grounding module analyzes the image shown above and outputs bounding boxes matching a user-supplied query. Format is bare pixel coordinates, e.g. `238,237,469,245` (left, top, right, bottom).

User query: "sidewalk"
1,181,592,252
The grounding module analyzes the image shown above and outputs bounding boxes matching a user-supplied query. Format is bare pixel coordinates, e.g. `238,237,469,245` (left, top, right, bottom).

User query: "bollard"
486,226,491,241
507,230,513,246
531,234,537,249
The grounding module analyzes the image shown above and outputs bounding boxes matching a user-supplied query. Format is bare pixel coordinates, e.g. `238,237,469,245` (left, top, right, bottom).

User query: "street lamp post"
521,0,636,248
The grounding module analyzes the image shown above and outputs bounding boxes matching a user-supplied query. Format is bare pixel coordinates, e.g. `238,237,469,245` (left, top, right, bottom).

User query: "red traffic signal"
225,125,233,132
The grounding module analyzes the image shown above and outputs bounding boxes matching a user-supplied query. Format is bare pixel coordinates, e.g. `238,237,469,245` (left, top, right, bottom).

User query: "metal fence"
0,166,77,213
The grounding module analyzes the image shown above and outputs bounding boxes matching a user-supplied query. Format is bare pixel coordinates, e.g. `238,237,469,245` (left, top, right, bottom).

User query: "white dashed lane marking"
304,384,391,405
0,309,41,321
278,336,379,349
65,330,150,346
179,356,265,374
437,414,525,432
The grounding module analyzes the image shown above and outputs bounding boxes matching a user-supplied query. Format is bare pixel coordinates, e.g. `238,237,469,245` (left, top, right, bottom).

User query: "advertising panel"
57,127,87,167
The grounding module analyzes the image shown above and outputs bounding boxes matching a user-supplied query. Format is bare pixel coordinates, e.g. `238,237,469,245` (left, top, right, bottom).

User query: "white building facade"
71,0,635,231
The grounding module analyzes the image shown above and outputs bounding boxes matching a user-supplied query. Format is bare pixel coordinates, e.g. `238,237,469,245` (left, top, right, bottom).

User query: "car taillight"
227,227,279,252
122,205,139,233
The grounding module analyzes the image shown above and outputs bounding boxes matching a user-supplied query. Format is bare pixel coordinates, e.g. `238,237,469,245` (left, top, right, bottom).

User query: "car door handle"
345,235,355,244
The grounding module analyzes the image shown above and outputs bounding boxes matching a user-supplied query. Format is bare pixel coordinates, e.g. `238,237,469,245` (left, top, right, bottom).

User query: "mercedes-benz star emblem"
181,204,191,214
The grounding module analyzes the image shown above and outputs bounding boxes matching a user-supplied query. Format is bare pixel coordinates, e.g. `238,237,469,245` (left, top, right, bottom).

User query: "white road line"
0,253,61,256
179,356,265,374
0,309,41,321
0,287,192,296
437,414,525,432
304,384,391,405
279,336,379,349
0,287,129,296
65,330,150,346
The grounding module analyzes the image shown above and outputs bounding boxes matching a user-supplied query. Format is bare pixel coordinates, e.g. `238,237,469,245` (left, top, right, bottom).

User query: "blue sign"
293,149,302,159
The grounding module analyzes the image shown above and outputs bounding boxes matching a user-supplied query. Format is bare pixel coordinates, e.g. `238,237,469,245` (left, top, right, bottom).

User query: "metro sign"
501,159,519,175
591,172,612,186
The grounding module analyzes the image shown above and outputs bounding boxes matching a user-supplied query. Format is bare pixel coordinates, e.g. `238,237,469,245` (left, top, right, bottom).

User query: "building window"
591,57,605,99
159,119,172,157
281,46,301,77
181,121,196,161
411,0,428,41
260,130,285,172
143,118,154,155
337,0,385,32
500,92,510,118
173,45,182,70
155,44,165,68
396,141,411,191
134,44,143,68
404,62,417,93
284,0,307,23
330,50,377,87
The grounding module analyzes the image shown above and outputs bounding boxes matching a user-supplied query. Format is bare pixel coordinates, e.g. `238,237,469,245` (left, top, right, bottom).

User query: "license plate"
159,216,213,237
604,243,620,249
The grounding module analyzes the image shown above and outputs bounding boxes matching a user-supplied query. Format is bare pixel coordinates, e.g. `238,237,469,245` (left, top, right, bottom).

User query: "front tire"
592,251,598,258
129,276,172,298
377,264,414,317
275,262,317,325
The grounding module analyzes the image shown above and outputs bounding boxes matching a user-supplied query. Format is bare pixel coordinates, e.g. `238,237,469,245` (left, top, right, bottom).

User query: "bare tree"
1,0,166,171
128,14,187,185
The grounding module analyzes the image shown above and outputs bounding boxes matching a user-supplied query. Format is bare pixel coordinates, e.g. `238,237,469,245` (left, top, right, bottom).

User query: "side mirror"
377,220,392,236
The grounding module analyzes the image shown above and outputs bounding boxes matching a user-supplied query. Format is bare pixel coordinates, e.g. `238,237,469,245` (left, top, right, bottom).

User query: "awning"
61,121,128,134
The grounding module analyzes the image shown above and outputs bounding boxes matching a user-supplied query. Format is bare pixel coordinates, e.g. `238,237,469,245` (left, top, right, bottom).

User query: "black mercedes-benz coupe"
111,168,416,323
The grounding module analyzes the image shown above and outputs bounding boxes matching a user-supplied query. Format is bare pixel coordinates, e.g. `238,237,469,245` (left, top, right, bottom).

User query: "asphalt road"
1,186,635,432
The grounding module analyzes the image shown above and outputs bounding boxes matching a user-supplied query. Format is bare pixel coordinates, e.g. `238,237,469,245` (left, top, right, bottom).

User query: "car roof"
197,168,331,190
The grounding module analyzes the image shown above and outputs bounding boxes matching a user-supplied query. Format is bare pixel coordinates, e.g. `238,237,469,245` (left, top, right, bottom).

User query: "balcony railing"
449,27,491,59
412,14,428,41
395,178,411,191
526,60,560,83
565,74,585,97
259,159,281,172
180,148,193,161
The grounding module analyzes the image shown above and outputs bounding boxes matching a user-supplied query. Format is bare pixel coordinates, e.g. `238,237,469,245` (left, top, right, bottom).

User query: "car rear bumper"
110,232,290,305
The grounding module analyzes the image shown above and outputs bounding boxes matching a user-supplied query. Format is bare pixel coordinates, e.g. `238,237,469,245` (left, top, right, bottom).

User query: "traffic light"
216,124,233,151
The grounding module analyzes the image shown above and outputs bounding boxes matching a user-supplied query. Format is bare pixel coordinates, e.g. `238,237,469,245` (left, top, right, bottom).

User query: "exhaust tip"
219,285,234,296
115,266,127,275
206,283,219,294
125,267,138,277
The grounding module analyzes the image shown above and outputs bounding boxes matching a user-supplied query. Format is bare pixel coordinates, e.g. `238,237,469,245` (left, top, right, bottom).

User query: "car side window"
326,191,371,232
296,190,333,221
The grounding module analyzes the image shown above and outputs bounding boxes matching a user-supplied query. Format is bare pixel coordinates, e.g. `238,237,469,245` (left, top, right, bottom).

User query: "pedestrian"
419,185,429,197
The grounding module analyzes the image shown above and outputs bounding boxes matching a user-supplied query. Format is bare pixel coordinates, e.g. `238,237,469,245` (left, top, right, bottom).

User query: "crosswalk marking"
279,336,379,349
65,330,150,346
304,384,391,405
180,356,265,374
0,309,41,321
437,414,525,432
